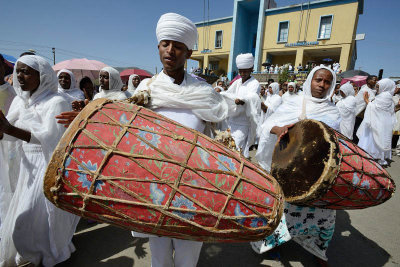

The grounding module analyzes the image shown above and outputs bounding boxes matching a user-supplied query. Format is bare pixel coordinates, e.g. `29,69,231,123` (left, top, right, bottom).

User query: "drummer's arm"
270,124,294,141
0,110,31,142
56,111,80,128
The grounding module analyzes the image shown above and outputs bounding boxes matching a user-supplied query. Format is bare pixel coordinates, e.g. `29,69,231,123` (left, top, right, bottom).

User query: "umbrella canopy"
340,75,368,87
53,58,108,83
2,53,17,63
339,69,370,79
120,69,152,83
1,53,16,76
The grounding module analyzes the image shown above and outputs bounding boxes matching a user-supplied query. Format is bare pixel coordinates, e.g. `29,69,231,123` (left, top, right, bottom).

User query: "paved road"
58,151,400,267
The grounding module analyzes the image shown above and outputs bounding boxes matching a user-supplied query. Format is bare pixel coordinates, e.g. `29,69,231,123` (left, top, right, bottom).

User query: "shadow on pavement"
57,222,148,266
328,210,391,266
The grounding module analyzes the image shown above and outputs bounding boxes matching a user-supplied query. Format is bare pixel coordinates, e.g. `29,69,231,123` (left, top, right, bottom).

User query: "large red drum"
271,119,395,209
44,99,284,242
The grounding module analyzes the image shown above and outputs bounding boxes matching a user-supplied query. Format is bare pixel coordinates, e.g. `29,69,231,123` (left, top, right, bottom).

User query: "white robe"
357,92,396,161
355,84,376,116
57,69,85,101
222,76,261,157
257,83,282,138
0,56,80,267
392,94,400,134
93,67,128,101
337,96,357,139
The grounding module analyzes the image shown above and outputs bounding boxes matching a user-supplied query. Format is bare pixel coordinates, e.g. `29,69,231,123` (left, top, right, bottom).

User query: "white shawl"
57,69,85,100
126,74,140,98
355,84,376,116
93,67,128,101
257,82,282,137
337,82,356,139
136,72,229,123
357,79,396,151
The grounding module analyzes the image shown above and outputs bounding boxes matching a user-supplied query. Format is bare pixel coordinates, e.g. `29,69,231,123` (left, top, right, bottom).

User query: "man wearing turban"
221,53,261,158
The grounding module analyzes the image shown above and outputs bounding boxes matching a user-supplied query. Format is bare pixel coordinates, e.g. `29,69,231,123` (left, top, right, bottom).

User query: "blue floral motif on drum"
150,183,165,205
250,217,268,228
119,113,130,124
196,142,210,167
234,203,246,225
171,195,196,220
64,156,72,177
216,155,236,172
137,126,161,150
77,160,104,193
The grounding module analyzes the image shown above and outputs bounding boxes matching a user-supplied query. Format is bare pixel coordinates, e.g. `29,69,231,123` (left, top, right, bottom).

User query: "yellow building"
191,0,364,80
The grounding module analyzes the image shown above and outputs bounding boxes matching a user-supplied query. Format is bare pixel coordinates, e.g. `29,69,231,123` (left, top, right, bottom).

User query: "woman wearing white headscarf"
257,82,282,138
337,82,357,139
0,55,80,266
252,66,340,263
125,74,141,97
57,69,85,101
93,67,128,100
357,78,397,166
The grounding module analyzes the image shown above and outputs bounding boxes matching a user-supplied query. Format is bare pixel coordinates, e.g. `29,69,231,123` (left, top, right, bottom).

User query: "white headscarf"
156,13,197,49
288,82,296,92
337,82,357,139
268,82,280,95
125,74,140,97
377,78,396,95
339,82,355,97
93,67,127,101
12,55,58,107
236,53,254,69
57,69,85,100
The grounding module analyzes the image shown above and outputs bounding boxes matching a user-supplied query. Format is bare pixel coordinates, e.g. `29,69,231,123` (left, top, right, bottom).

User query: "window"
277,21,289,43
193,37,198,50
215,30,223,48
318,15,333,39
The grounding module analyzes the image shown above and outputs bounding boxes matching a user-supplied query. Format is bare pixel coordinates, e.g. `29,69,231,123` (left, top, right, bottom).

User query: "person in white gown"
93,67,128,101
57,69,85,101
253,66,341,264
257,82,282,138
336,82,357,139
223,53,261,158
125,74,141,97
357,78,397,166
0,55,80,267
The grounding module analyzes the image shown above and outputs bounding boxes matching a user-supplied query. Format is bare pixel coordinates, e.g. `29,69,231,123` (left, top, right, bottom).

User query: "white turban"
156,13,197,50
236,53,254,69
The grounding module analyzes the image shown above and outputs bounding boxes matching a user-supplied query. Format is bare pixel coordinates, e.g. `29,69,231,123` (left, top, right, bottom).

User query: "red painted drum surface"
271,119,395,209
44,99,284,242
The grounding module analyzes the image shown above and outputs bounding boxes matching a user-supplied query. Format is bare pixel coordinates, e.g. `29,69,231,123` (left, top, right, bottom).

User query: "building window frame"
317,15,334,40
193,33,198,51
215,30,223,49
277,20,290,43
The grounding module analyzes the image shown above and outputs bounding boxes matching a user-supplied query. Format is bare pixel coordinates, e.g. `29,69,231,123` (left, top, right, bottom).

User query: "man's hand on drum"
271,124,294,141
235,99,245,105
72,99,89,111
56,111,80,128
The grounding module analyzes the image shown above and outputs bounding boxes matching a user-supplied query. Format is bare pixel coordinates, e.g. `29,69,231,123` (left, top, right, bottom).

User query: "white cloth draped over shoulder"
337,82,357,139
393,93,400,133
357,79,397,160
93,66,128,101
125,74,140,97
221,76,261,157
256,66,340,172
355,84,376,115
135,71,229,123
257,82,282,138
57,69,85,101
0,55,79,266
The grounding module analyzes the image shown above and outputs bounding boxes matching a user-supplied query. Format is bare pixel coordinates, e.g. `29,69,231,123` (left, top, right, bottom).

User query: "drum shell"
44,99,284,242
271,119,395,209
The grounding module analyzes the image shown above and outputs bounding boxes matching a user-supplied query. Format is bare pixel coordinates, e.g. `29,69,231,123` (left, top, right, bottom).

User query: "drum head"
271,120,338,201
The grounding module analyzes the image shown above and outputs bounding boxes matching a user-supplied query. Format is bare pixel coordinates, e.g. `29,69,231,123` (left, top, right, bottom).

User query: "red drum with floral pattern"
44,99,284,242
271,119,396,209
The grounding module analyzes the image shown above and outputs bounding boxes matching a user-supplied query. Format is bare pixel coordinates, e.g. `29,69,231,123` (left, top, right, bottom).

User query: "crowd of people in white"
0,11,399,267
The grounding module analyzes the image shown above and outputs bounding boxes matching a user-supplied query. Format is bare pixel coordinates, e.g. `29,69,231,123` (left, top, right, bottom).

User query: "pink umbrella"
53,58,108,84
120,69,152,83
340,75,368,87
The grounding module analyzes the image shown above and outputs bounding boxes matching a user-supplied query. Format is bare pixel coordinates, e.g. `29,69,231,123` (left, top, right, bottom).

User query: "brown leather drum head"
271,120,334,201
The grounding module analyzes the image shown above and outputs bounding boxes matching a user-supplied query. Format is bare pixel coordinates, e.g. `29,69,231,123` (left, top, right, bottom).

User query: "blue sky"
1,0,399,77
